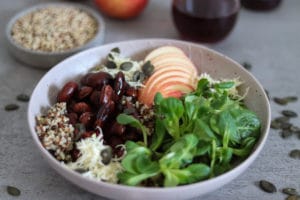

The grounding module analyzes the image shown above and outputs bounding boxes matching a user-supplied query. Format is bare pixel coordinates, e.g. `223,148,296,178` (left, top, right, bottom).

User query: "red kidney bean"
57,81,78,103
90,90,101,107
71,148,80,161
109,121,126,136
94,101,115,128
99,85,115,105
125,86,138,98
77,86,93,100
79,112,94,128
67,112,78,125
108,136,124,148
81,72,113,90
72,102,91,114
114,72,127,100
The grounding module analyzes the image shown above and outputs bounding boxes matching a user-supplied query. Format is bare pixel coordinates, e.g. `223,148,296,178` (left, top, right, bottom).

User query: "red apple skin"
94,0,148,19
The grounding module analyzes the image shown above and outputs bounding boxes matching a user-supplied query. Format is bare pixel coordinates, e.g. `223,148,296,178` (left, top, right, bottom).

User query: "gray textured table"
0,0,299,200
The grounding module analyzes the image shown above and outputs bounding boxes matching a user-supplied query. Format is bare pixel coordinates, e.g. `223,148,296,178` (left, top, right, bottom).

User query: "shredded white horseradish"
65,128,123,183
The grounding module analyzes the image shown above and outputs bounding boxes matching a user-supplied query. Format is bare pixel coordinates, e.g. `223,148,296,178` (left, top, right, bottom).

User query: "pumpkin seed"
108,53,114,60
259,180,277,193
282,110,298,118
106,61,117,69
120,62,133,71
281,122,292,130
74,168,88,173
133,71,145,82
285,96,298,102
281,130,293,138
100,147,112,165
242,62,252,70
290,125,300,133
111,47,120,54
273,97,288,105
4,104,19,111
282,188,298,196
142,61,154,76
6,185,21,196
289,149,300,159
16,94,30,102
271,120,281,129
286,195,300,200
275,116,290,123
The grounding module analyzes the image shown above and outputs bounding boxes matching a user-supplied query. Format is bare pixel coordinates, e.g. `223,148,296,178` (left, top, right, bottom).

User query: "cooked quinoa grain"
11,6,98,52
36,102,74,161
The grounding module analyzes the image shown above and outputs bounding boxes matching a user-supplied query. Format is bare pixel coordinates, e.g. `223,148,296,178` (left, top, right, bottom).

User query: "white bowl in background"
27,39,271,200
5,2,105,69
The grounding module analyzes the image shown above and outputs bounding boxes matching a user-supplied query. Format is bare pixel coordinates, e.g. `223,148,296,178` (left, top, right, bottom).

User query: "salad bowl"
27,39,270,200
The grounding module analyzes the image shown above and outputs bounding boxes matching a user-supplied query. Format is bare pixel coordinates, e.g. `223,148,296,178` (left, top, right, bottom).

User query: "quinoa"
11,6,98,52
35,102,74,161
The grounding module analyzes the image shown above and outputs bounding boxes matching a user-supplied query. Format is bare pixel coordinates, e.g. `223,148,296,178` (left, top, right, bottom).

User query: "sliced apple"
144,46,186,61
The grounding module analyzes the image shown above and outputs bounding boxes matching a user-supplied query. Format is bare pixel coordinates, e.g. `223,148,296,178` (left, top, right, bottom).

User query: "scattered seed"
281,130,293,138
275,116,290,123
4,104,19,111
271,120,282,129
106,61,117,69
259,180,277,193
142,61,154,77
282,110,298,118
285,96,298,102
6,185,21,196
289,149,300,159
273,97,288,105
282,188,298,196
242,62,252,70
108,53,114,60
290,125,300,133
281,122,292,130
111,47,120,54
74,168,88,173
120,62,133,71
16,94,30,102
286,195,300,200
132,71,145,82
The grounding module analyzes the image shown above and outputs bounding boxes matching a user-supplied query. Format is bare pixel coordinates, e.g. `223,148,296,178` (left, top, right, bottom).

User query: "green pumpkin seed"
132,71,145,82
290,125,300,133
286,195,300,200
111,47,120,54
281,122,292,130
282,188,298,196
275,116,290,123
281,130,293,138
106,61,117,69
289,149,300,159
108,53,114,60
75,168,88,173
6,185,21,196
271,120,281,129
259,180,277,193
282,110,298,118
4,104,19,111
273,97,288,105
100,147,112,165
142,61,154,77
120,62,133,71
242,62,252,70
16,94,30,102
285,96,298,102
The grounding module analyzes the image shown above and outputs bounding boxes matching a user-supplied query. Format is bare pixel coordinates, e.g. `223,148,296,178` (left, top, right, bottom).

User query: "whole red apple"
94,0,148,20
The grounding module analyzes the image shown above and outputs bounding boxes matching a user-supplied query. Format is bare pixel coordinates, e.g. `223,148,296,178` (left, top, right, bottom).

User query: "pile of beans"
57,71,148,159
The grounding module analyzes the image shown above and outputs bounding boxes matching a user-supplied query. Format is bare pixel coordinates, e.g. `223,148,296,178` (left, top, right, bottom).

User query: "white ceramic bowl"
27,39,271,200
5,2,105,69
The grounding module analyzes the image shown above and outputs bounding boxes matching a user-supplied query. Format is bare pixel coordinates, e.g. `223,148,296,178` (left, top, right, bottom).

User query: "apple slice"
144,46,186,61
152,57,198,75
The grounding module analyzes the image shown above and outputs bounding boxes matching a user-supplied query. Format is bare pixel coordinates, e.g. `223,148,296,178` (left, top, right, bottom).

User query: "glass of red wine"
172,0,240,43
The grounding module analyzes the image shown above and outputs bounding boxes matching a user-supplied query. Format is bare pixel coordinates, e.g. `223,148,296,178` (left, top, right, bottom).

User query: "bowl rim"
5,2,105,56
27,38,271,193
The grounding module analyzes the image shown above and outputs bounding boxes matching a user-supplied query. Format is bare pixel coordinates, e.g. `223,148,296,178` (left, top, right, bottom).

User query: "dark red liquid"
241,0,282,11
172,0,239,43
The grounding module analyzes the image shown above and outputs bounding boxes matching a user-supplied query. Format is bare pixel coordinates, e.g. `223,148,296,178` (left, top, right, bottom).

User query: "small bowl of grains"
5,2,105,69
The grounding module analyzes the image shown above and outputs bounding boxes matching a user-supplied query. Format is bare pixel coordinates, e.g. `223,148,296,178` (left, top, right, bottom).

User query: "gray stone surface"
0,0,299,200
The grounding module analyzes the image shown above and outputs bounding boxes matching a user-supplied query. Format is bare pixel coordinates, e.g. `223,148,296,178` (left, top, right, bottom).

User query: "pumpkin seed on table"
4,104,19,111
242,62,252,70
286,195,300,200
273,96,298,105
290,125,300,133
16,94,30,102
289,149,300,159
281,130,293,138
282,110,298,118
6,185,21,196
120,62,133,71
111,47,120,54
259,180,277,193
282,188,298,196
